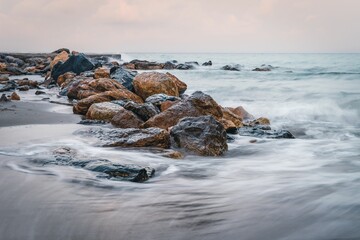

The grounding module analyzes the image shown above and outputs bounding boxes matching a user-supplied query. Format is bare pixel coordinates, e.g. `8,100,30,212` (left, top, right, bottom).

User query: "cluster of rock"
122,59,212,70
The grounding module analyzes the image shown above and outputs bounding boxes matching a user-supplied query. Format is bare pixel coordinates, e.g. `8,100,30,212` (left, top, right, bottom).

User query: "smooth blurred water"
0,53,360,240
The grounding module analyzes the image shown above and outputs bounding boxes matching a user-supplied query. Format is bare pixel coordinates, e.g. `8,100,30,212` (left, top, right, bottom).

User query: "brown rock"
160,100,179,112
73,90,143,115
219,118,237,133
10,92,20,101
221,107,243,128
86,102,123,121
94,67,110,79
122,63,135,69
0,63,7,71
111,107,144,128
161,150,184,159
57,72,76,86
248,117,270,126
16,79,38,88
166,72,187,94
133,72,179,100
227,106,254,120
50,51,69,69
143,91,223,130
24,66,37,73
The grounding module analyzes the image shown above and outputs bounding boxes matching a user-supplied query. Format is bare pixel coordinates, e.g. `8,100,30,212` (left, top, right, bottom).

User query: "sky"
0,0,359,53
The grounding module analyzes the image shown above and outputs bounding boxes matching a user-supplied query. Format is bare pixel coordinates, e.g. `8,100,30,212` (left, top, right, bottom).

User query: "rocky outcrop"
73,89,143,115
202,61,212,66
76,127,171,148
143,91,223,130
111,107,144,128
133,72,180,100
221,64,241,71
51,53,95,80
110,66,137,91
170,116,228,156
252,65,274,72
86,102,123,121
123,60,164,70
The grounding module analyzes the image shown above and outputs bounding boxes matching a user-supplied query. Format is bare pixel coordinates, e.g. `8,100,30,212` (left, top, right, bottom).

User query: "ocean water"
0,53,360,240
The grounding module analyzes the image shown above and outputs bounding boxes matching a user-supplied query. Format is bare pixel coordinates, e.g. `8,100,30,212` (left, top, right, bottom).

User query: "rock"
5,56,24,66
161,150,184,159
86,102,123,121
226,106,254,120
35,90,46,95
133,72,179,100
252,65,273,72
0,80,16,92
145,94,181,107
160,100,179,112
10,92,20,100
76,127,171,148
123,101,159,121
221,107,243,128
52,48,70,54
16,79,38,88
17,85,30,91
0,74,9,82
0,63,7,71
110,67,137,91
221,64,241,71
0,93,9,102
175,63,194,70
185,61,199,66
170,116,228,156
5,66,25,75
165,72,187,94
202,61,212,66
238,126,295,139
125,59,164,70
219,118,238,134
78,119,107,125
57,72,76,86
143,91,223,130
50,51,69,69
247,117,270,126
51,53,95,80
164,61,176,70
94,67,110,79
73,89,143,115
111,107,144,128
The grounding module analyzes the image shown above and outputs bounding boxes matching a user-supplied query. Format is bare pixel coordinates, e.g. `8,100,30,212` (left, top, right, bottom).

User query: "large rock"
165,72,187,94
133,72,179,100
110,66,137,91
73,90,143,115
111,107,144,128
124,59,164,70
170,116,228,156
143,91,223,130
86,102,123,121
76,127,171,148
227,106,254,120
123,101,159,121
94,67,110,79
50,51,69,69
51,53,95,80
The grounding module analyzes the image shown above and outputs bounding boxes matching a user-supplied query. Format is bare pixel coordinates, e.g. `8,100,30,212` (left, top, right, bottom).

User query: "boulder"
133,72,179,100
76,127,171,148
221,107,243,128
170,116,228,156
73,89,143,115
202,61,212,66
226,106,254,120
165,72,187,94
145,93,181,107
143,91,223,130
51,53,95,80
35,90,46,95
57,72,76,86
94,67,110,79
238,126,295,139
123,101,159,121
10,92,20,100
221,64,241,71
50,51,69,69
86,102,123,121
110,66,137,91
111,107,144,128
0,80,16,92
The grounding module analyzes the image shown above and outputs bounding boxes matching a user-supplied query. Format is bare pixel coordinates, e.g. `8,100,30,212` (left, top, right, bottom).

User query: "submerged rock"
238,126,295,139
76,127,171,148
170,116,228,156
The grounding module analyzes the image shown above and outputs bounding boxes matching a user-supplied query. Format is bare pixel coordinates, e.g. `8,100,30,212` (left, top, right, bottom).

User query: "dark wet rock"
57,72,76,86
170,115,228,156
76,127,170,148
238,126,295,139
5,56,25,66
145,93,181,107
110,66,137,91
175,63,194,70
164,61,176,70
185,61,199,66
5,66,26,75
51,53,95,80
111,107,144,128
133,72,180,100
78,119,107,125
202,61,212,66
123,101,159,121
35,90,46,95
143,91,223,130
79,70,95,78
0,80,16,92
0,93,10,102
33,147,155,182
252,65,274,72
17,85,30,91
86,102,123,121
221,64,241,71
52,48,70,54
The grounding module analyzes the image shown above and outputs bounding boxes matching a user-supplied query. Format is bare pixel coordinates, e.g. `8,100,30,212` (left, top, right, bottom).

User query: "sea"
0,53,360,240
